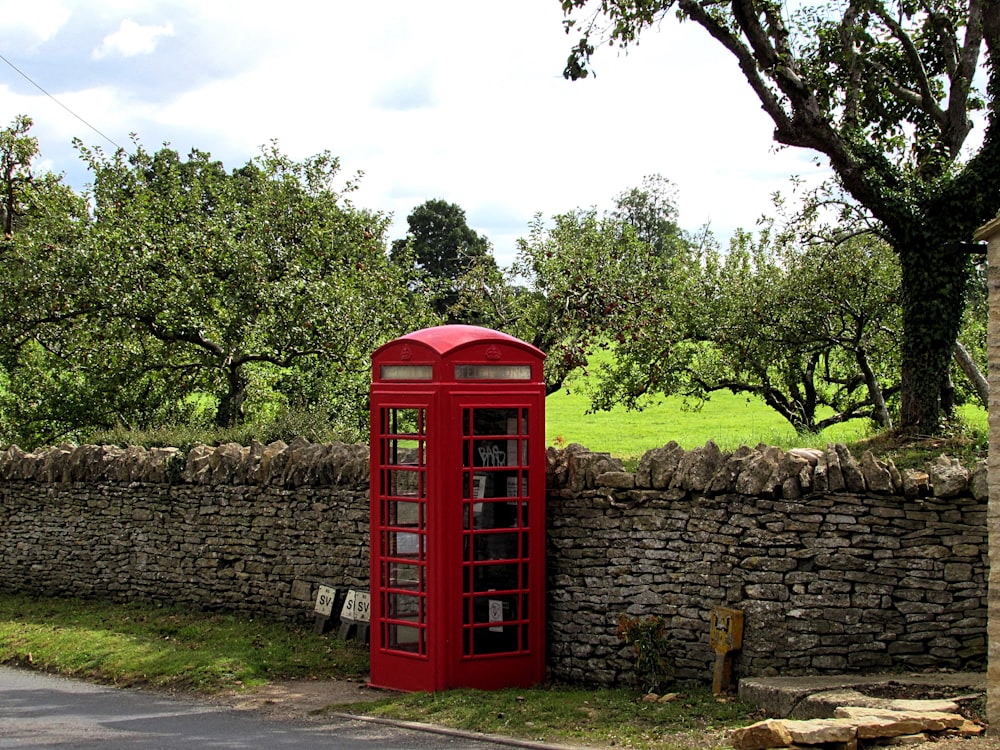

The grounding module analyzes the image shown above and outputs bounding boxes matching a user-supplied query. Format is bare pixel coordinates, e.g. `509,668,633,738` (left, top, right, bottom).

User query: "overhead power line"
0,51,122,150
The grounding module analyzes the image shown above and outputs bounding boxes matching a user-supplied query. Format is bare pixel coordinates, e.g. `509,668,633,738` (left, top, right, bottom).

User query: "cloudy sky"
0,1,823,264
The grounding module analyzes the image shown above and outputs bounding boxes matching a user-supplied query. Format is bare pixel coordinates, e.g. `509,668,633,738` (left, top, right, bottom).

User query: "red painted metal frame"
369,325,546,692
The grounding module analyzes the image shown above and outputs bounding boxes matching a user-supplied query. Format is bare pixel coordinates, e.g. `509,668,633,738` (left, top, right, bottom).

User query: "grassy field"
547,387,869,459
545,381,988,463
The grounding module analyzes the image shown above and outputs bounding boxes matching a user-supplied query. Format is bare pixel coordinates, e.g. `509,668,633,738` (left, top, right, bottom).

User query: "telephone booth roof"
373,325,544,360
372,325,545,385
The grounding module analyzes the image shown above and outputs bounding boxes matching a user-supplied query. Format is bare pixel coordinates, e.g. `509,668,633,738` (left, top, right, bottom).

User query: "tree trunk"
896,243,968,435
953,340,989,408
856,348,892,429
216,366,248,428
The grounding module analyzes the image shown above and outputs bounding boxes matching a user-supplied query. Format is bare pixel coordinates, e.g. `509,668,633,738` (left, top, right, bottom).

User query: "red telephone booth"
369,325,546,692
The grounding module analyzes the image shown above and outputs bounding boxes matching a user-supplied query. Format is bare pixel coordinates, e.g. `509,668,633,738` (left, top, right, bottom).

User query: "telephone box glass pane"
466,594,520,654
380,365,432,380
389,624,423,653
388,530,424,558
385,438,423,467
387,500,422,528
463,408,520,437
472,563,519,592
382,407,425,435
476,532,518,559
388,561,422,589
388,591,422,618
385,470,421,498
455,364,531,380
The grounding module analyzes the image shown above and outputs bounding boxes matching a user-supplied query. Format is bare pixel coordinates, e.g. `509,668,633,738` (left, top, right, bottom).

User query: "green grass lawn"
0,594,369,691
545,387,872,461
545,383,988,463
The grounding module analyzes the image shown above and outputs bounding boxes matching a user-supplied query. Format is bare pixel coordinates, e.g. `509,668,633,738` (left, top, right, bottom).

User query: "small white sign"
314,585,336,616
340,590,372,623
489,598,504,632
354,591,371,623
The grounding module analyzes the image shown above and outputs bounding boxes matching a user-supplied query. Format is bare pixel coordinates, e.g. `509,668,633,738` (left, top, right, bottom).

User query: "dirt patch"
217,677,398,720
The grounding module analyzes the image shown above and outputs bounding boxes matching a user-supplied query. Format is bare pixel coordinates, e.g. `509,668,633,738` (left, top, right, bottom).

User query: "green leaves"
0,119,437,446
390,199,495,321
559,0,998,433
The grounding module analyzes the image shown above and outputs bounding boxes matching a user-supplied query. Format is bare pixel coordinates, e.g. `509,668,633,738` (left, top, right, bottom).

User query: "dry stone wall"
0,438,370,620
547,442,988,686
0,437,988,687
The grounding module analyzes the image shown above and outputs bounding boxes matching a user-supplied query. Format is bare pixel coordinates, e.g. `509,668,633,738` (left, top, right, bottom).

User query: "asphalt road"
0,667,525,749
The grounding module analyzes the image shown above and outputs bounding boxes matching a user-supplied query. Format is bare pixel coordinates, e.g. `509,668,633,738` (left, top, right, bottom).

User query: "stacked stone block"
0,437,987,687
546,442,987,686
0,438,369,621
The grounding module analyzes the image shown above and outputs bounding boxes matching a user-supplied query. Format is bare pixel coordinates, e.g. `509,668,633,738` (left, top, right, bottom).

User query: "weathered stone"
635,441,684,490
564,445,622,492
833,707,966,736
290,579,313,602
781,477,802,499
887,699,960,713
787,448,823,465
146,447,183,484
836,444,866,493
860,450,893,494
968,460,988,501
672,440,724,492
825,444,846,491
927,455,970,498
887,459,903,493
901,469,930,498
775,451,810,497
256,440,289,484
210,442,247,484
957,719,986,735
785,717,858,744
183,444,214,484
812,451,830,493
729,719,794,750
735,447,779,496
596,471,636,489
708,445,754,493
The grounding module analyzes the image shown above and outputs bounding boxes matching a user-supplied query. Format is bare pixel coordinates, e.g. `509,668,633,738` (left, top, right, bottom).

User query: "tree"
391,199,496,319
0,115,38,237
0,116,94,447
611,174,685,258
561,0,1000,435
70,139,435,431
453,182,689,394
451,177,696,397
587,224,902,433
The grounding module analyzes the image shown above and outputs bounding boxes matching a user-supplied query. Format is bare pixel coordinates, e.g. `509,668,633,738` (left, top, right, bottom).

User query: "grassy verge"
349,686,760,749
0,593,758,748
0,593,368,691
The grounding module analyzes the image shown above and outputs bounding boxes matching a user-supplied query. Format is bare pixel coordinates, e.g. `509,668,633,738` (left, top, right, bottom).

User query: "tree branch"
872,7,949,128
138,315,225,358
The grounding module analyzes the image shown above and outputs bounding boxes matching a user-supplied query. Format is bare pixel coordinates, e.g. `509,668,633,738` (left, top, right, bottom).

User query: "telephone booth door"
369,325,546,692
449,397,545,689
370,400,432,692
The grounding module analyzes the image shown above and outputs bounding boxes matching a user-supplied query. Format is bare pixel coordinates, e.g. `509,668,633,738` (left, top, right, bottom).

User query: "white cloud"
0,0,71,49
0,1,832,265
92,19,174,60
